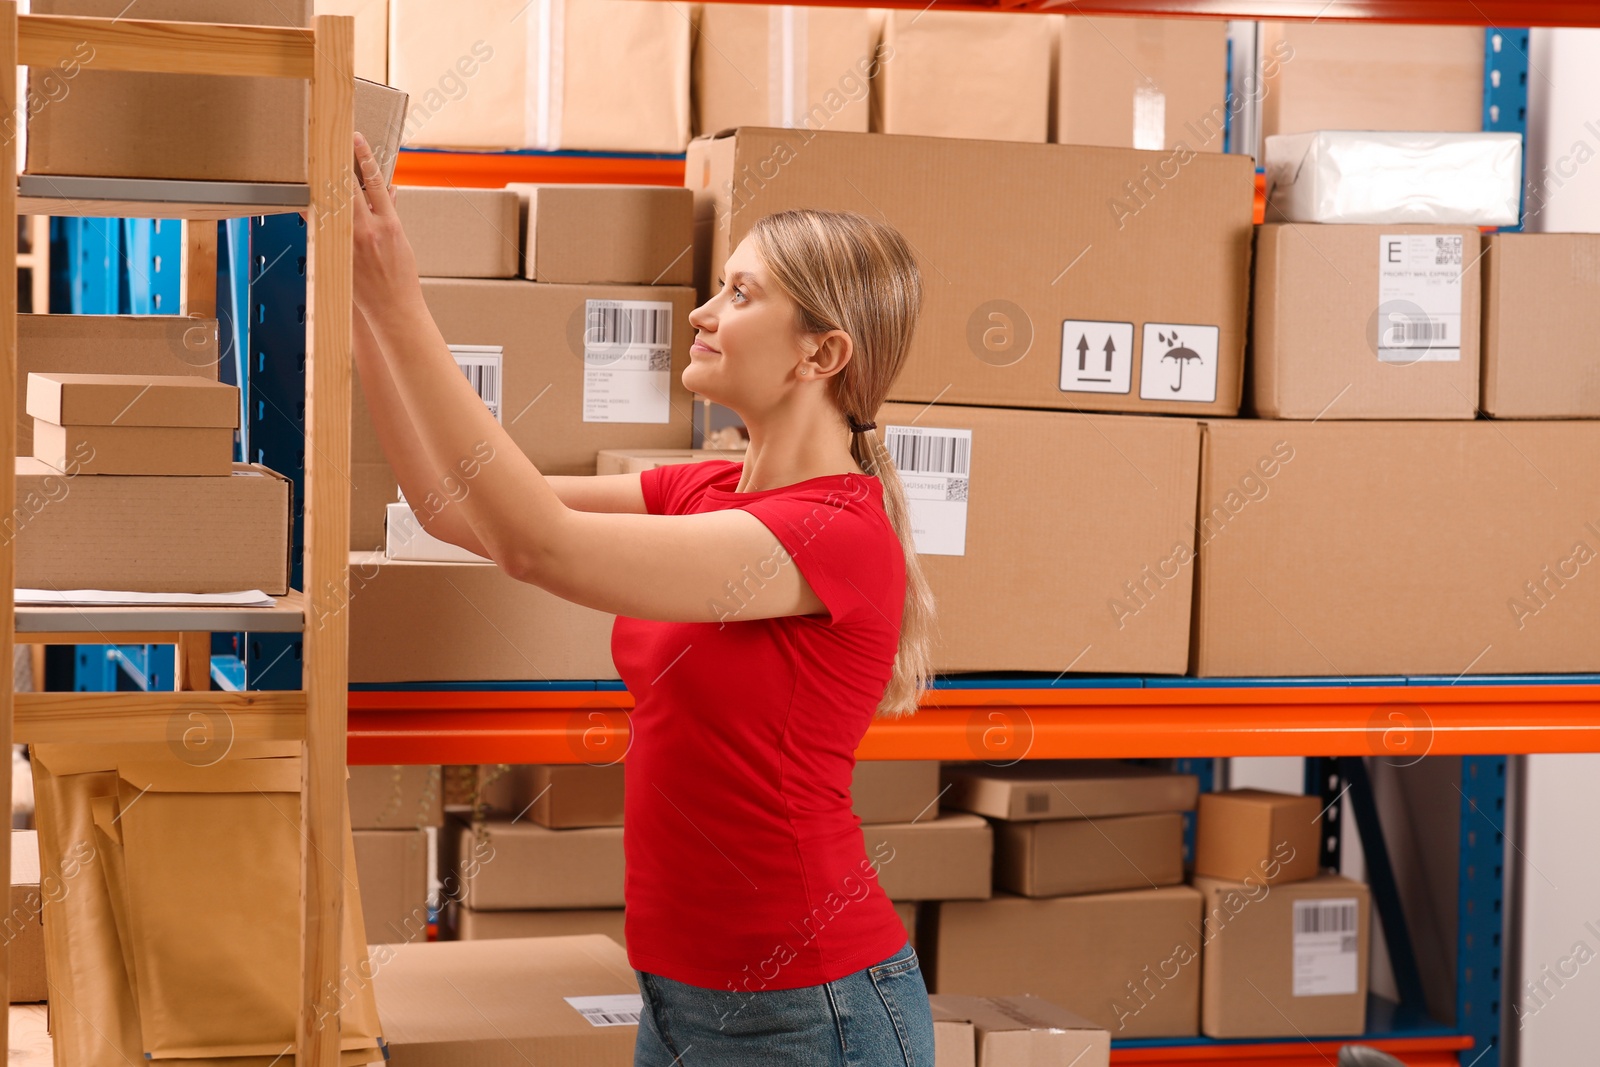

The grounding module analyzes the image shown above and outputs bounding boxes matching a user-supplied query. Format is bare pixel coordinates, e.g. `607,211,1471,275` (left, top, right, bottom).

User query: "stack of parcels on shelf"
348,765,443,947
8,830,47,1005
28,372,237,476
29,743,385,1065
929,993,1111,1067
922,761,1203,1038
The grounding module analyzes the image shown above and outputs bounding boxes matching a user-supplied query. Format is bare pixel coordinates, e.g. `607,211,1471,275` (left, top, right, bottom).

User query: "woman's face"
683,240,807,411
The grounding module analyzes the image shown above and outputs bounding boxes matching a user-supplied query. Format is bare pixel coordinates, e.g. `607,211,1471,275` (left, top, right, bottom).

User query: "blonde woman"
350,134,937,1065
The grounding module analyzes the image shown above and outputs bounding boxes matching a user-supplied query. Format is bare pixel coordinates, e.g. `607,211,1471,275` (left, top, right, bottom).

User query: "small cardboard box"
510,184,694,286
929,994,1111,1067
1482,233,1600,418
475,764,624,829
1194,789,1322,886
394,187,521,279
1251,224,1481,419
451,905,626,949
852,760,942,825
26,372,238,428
942,761,1199,822
9,830,47,1004
385,501,491,563
447,817,624,910
32,421,234,476
354,829,430,946
861,813,992,902
595,448,740,475
349,765,444,830
995,812,1185,898
355,76,408,187
1193,874,1371,1038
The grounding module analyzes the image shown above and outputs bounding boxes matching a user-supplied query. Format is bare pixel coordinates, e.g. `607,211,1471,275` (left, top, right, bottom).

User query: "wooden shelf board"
15,589,305,636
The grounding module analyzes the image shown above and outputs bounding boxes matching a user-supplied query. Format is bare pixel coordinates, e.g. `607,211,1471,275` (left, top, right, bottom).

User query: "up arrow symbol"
1076,333,1091,371
1103,335,1116,372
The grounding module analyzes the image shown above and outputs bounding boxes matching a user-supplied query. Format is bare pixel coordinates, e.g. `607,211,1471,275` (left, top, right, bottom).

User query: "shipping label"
449,344,503,423
885,425,971,557
1292,898,1361,997
582,299,674,424
1376,234,1464,362
564,993,643,1027
1060,320,1133,394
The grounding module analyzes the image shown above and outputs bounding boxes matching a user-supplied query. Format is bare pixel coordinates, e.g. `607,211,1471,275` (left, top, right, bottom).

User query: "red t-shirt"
612,459,910,992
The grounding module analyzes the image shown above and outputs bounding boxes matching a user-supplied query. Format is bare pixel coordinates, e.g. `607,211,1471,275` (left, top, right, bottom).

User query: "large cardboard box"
354,829,430,945
510,184,695,286
995,812,1185,898
315,0,389,81
694,4,878,136
934,1008,976,1067
448,817,624,910
394,187,521,279
1251,224,1481,419
1193,874,1371,1038
389,0,691,151
475,763,624,828
861,813,992,901
14,459,291,594
924,888,1204,1038
9,830,46,1004
596,447,740,475
32,422,234,476
27,0,310,182
929,995,1110,1067
943,761,1199,822
852,759,941,824
1193,420,1600,676
451,905,626,949
1194,789,1321,886
689,128,1254,415
1258,22,1485,138
1055,17,1228,153
346,553,618,682
874,405,1201,673
349,764,444,830
1482,233,1600,418
371,936,640,1066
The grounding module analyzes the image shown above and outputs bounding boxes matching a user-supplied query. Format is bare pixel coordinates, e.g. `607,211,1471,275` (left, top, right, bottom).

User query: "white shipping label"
1377,234,1464,362
564,993,643,1027
1132,85,1166,151
1060,320,1133,394
449,344,503,423
582,299,674,424
884,425,971,557
1292,898,1361,997
1139,323,1219,402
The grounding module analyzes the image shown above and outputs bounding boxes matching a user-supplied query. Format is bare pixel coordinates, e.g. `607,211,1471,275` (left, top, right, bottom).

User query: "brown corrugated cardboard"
942,762,1199,822
395,187,521,278
694,4,878,136
349,765,444,830
316,0,389,81
371,935,639,1066
347,553,617,682
27,0,310,182
894,900,917,949
449,817,624,910
924,888,1204,1038
26,373,238,428
875,405,1201,673
475,764,624,828
1056,17,1228,153
1194,789,1322,886
354,829,430,945
875,11,1056,142
452,905,626,949
1193,874,1370,1038
1259,22,1485,138
933,1009,976,1067
17,315,219,456
595,447,742,475
1193,420,1600,676
14,459,291,594
995,812,1185,898
862,813,992,901
689,128,1253,415
33,421,234,476
930,994,1111,1067
852,759,941,825
510,184,695,285
9,830,46,1004
1251,224,1481,419
355,77,409,188
1482,233,1600,418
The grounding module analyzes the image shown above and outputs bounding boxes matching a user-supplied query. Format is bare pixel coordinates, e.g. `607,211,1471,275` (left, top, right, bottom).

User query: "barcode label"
1377,234,1463,363
1293,898,1360,997
564,993,644,1027
583,299,674,424
1435,236,1462,265
450,344,502,423
884,425,972,556
1295,901,1358,935
888,429,971,476
1387,319,1448,343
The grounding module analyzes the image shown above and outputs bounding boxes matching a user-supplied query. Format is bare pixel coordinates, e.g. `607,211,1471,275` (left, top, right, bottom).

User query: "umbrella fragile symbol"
1157,330,1203,393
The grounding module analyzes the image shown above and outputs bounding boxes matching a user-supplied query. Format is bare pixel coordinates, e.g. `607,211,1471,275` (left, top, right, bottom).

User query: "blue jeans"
632,940,935,1066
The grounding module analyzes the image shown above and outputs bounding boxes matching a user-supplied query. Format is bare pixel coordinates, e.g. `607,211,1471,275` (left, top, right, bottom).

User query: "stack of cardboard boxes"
350,765,443,947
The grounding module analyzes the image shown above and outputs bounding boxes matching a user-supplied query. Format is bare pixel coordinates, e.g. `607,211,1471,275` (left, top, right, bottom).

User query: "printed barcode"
889,432,971,476
1391,320,1448,342
589,305,672,347
1435,237,1463,265
1295,901,1358,936
459,362,498,410
576,1008,640,1027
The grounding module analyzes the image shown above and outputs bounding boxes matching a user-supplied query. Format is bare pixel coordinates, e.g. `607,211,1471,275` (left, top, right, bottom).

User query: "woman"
350,133,938,1066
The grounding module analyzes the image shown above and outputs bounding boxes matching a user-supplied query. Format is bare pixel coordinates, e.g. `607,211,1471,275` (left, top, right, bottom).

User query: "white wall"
1524,28,1600,233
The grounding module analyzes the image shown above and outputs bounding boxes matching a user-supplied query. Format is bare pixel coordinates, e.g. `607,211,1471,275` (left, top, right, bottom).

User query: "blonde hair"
748,209,935,719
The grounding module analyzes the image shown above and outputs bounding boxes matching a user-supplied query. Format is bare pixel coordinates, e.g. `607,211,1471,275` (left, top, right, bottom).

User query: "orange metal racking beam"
394,149,684,189
1110,1034,1471,1064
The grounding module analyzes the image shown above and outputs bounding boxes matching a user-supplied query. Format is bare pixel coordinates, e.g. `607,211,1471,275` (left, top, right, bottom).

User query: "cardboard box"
924,888,1204,1038
1193,420,1600,676
694,4,878,136
475,764,624,828
27,0,310,182
1259,22,1485,139
32,421,234,476
929,995,1110,1067
448,817,624,910
386,501,491,563
875,405,1200,673
355,76,408,187
14,459,291,594
354,829,430,945
995,812,1185,898
1055,17,1228,153
1251,224,1481,419
1194,790,1322,886
316,0,389,81
861,813,992,901
1193,874,1370,1038
389,0,690,152
395,187,521,279
934,1007,976,1067
894,900,918,949
451,905,626,949
17,315,220,457
349,764,444,830
371,935,640,1066
942,761,1199,822
510,184,695,286
1482,233,1600,418
346,553,618,682
852,759,941,824
689,128,1254,415
26,372,238,428
9,830,46,1004
874,11,1057,142
595,448,741,475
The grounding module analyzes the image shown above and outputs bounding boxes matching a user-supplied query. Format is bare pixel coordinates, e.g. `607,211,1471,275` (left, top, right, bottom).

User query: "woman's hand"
350,132,423,321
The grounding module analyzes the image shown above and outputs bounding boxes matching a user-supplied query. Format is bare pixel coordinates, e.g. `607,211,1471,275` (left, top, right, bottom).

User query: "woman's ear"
808,329,854,380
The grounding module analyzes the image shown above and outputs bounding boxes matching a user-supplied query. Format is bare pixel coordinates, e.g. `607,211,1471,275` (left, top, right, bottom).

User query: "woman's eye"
731,286,747,302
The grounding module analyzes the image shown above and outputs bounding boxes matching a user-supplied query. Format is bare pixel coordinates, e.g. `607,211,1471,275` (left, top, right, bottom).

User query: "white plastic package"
1264,130,1523,226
